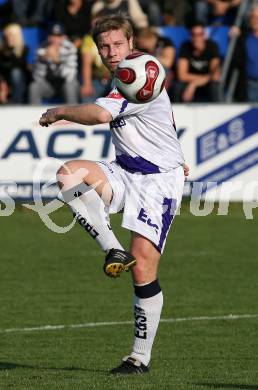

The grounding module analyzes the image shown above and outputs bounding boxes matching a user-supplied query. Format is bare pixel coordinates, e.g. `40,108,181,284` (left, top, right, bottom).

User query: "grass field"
0,202,258,389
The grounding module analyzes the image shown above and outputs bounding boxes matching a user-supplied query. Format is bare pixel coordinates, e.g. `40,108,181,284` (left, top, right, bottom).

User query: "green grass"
0,202,258,389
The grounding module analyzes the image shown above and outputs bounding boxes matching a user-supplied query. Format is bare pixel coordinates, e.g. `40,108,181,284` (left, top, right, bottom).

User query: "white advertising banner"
0,107,115,200
0,105,257,201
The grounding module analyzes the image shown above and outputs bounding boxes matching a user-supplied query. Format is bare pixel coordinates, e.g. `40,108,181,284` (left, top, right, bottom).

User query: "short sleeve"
179,42,191,59
81,35,95,54
95,88,147,120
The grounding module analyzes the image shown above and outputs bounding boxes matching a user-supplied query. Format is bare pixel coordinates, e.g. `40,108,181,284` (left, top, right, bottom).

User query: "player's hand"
39,108,63,127
183,163,190,177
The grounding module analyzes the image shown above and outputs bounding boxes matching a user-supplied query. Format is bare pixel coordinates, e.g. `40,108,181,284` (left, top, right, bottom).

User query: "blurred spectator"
138,0,162,26
29,24,79,104
135,27,175,90
55,0,92,49
194,0,241,26
80,14,111,103
194,0,210,25
176,22,221,102
161,7,177,26
244,5,258,102
91,0,148,29
209,0,241,24
0,73,9,104
229,4,258,102
161,1,193,26
11,0,54,26
0,23,29,103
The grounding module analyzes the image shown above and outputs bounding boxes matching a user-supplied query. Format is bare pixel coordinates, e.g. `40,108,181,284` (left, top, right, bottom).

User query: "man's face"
48,35,65,46
97,29,133,72
191,26,206,49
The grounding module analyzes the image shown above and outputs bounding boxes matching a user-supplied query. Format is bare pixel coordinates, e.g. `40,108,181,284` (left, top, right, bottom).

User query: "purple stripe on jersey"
116,154,160,174
157,198,176,252
119,100,128,114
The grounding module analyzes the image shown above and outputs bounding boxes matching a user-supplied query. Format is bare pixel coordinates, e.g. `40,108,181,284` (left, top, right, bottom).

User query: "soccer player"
39,15,186,375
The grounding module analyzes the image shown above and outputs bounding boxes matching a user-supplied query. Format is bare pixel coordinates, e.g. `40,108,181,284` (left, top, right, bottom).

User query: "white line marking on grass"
0,313,258,334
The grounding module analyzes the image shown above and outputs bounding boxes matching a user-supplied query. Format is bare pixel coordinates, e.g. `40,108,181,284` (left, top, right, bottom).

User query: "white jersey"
95,88,184,173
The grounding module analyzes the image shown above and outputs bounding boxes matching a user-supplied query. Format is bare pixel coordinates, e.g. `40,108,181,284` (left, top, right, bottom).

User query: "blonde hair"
92,14,134,46
3,23,25,57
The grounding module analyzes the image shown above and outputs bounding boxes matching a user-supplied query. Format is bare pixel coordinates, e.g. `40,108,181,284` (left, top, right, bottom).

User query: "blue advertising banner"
196,108,258,165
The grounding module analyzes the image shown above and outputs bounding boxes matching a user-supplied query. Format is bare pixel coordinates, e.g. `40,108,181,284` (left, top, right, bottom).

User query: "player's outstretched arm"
39,104,112,127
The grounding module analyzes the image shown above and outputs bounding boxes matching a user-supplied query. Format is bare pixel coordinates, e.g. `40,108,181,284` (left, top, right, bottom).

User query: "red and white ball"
114,52,166,104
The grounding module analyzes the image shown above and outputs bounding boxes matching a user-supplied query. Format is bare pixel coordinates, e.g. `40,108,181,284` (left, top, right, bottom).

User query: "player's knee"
132,265,145,283
132,258,150,284
57,160,77,175
56,163,68,189
131,242,160,284
132,244,150,261
57,164,65,178
56,160,93,190
56,161,77,188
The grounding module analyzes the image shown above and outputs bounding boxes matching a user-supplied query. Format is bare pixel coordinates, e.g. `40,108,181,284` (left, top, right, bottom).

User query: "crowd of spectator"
0,0,258,105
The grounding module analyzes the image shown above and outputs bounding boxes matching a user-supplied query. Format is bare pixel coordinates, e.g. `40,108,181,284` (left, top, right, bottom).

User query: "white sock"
61,182,123,252
130,281,163,366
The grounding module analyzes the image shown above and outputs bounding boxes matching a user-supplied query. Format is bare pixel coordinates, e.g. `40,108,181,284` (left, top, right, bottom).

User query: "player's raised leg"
57,159,122,251
57,160,136,275
111,234,162,374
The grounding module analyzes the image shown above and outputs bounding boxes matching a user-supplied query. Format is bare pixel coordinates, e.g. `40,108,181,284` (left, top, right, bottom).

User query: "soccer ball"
114,52,166,104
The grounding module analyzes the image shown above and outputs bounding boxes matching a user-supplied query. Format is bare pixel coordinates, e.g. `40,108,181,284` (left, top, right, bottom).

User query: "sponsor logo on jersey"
110,116,126,130
137,208,159,234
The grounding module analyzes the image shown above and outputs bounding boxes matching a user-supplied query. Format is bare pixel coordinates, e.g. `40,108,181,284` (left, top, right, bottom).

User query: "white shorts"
97,161,185,254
